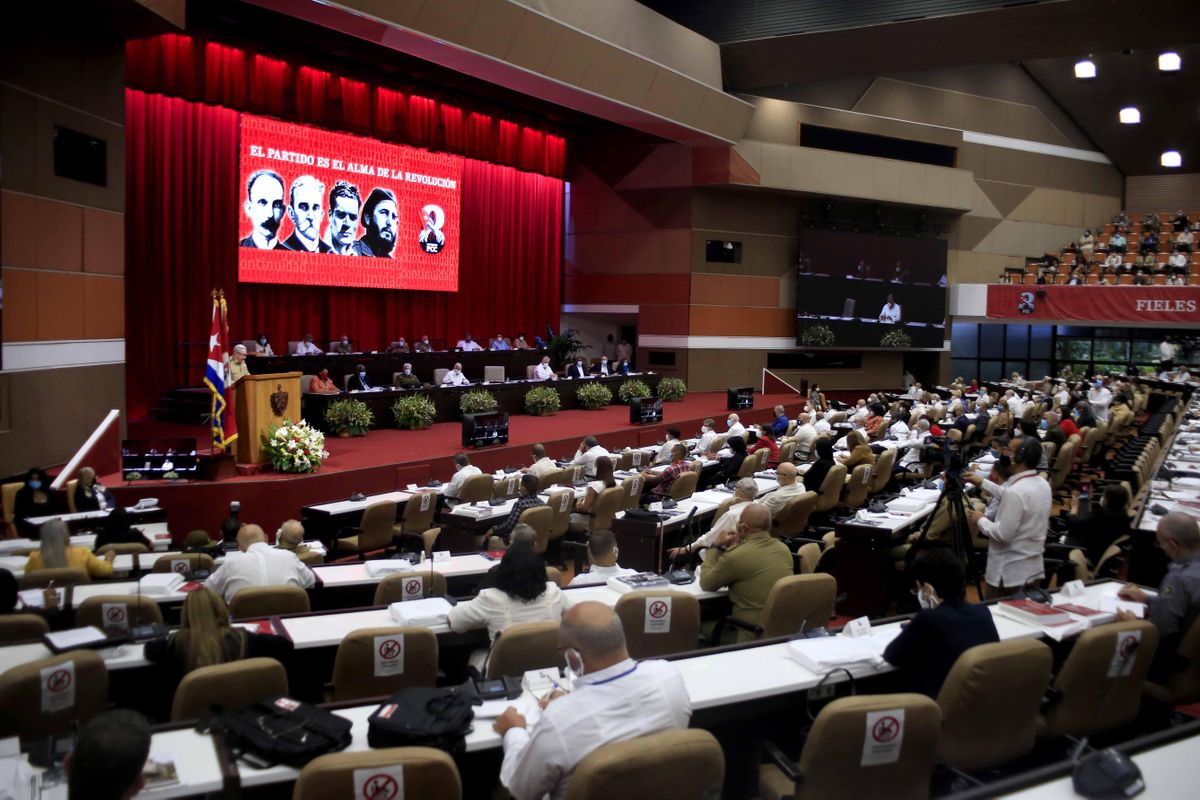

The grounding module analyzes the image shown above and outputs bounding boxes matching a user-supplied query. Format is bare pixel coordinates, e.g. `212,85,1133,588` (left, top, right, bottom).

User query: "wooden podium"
233,372,302,464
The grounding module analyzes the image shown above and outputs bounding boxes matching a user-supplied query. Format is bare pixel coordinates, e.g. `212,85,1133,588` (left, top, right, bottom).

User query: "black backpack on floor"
366,682,477,753
211,695,353,767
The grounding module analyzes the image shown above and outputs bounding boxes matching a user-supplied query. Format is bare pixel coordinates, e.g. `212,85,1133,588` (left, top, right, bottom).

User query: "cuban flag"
203,294,238,448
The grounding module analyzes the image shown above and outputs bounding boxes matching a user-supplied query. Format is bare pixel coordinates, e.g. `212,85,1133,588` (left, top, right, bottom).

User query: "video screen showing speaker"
122,438,198,481
630,396,663,425
727,387,754,410
795,229,947,349
462,412,509,448
237,114,464,292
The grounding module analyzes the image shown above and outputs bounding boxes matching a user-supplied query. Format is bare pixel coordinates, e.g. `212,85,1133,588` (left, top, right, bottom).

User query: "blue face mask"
1039,419,1049,430
28,480,42,490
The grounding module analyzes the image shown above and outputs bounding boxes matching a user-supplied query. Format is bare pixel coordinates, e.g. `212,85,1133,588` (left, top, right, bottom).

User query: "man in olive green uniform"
699,503,793,641
394,363,421,389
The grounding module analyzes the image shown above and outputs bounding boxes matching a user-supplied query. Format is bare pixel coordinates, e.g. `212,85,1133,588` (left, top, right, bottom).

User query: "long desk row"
248,348,544,386
1137,390,1200,533
54,579,1147,799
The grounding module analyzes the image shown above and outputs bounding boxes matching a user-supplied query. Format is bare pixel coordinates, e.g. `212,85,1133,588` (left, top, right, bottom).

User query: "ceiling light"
1158,52,1181,72
1074,59,1096,79
1119,107,1141,124
1161,151,1182,168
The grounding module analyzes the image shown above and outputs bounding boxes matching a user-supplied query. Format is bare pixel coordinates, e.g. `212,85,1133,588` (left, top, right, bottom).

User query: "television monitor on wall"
629,396,663,425
462,412,509,448
237,114,464,292
727,387,754,410
795,229,947,349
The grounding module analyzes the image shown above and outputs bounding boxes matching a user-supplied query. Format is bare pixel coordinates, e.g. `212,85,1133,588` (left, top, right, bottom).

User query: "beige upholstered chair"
171,657,288,721
566,729,724,800
614,591,700,659
335,500,399,558
76,595,165,630
0,651,108,739
759,694,941,800
486,621,562,678
936,640,1053,770
330,627,438,701
0,614,50,645
294,748,461,800
373,571,448,604
229,585,311,619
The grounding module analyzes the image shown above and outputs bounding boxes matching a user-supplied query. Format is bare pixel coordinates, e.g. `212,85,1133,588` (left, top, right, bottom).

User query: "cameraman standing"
966,440,1050,598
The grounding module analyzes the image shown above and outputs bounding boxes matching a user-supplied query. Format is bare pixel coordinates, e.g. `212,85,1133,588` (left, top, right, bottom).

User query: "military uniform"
699,530,792,641
1148,551,1200,644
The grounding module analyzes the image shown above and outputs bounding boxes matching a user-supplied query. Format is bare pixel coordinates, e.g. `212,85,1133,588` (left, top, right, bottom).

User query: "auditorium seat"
759,694,941,800
813,464,847,515
300,374,316,393
397,491,438,536
433,368,450,385
294,748,461,800
76,595,165,630
840,464,872,509
65,479,78,513
94,542,149,558
1144,616,1200,706
152,553,214,574
171,657,288,721
374,571,447,604
287,340,301,355
330,627,438,701
229,585,311,619
517,506,554,553
1,482,21,538
493,473,522,501
0,614,49,645
1040,621,1158,738
20,567,89,590
669,471,699,501
456,475,495,505
545,489,574,542
868,449,896,494
483,365,505,382
772,491,818,540
335,499,400,559
486,621,562,678
796,542,821,574
614,591,700,659
936,640,1053,771
567,730,724,800
618,475,643,510
0,651,108,740
545,566,564,588
716,574,835,641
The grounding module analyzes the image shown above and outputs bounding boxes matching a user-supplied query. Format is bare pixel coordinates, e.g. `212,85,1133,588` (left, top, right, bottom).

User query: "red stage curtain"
124,90,563,417
126,34,566,178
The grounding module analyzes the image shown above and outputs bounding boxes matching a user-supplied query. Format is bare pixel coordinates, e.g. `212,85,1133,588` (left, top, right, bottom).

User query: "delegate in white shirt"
1087,386,1113,422
204,542,315,604
444,465,483,499
500,658,691,800
571,445,611,478
566,563,638,587
446,583,564,641
977,470,1051,587
532,363,557,381
693,429,718,454
442,369,471,387
294,341,322,355
655,438,681,465
725,421,746,440
879,302,902,323
456,339,483,351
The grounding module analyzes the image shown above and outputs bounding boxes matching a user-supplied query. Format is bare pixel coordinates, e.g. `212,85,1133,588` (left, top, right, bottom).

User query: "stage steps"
148,387,211,425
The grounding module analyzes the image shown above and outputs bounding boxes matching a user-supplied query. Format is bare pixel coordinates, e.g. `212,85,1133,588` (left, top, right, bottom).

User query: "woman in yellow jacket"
25,520,114,578
839,430,877,471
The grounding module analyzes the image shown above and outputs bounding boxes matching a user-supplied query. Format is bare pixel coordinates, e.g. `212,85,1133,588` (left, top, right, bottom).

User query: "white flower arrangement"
262,419,330,473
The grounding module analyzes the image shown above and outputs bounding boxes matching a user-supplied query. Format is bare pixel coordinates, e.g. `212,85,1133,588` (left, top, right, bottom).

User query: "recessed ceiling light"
1075,59,1096,79
1158,52,1182,72
1119,107,1141,124
1161,151,1182,168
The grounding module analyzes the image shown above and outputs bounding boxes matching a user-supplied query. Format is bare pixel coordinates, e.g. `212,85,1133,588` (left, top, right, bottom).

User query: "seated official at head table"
385,336,409,353
490,333,511,351
564,356,588,379
308,369,340,395
294,333,323,355
332,334,353,354
492,601,691,800
413,334,434,352
203,524,316,604
250,333,274,356
442,362,471,386
394,362,421,388
456,333,483,351
533,355,557,381
347,363,373,391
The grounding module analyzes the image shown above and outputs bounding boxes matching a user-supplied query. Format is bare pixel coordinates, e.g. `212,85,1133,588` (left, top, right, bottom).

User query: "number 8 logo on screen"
418,204,446,254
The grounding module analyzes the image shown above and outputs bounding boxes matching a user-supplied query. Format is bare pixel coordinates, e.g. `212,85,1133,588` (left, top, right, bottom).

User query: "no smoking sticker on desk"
354,765,404,800
861,708,905,766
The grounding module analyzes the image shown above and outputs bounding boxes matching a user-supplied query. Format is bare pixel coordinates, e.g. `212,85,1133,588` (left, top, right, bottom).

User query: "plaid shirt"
654,460,690,497
494,495,543,538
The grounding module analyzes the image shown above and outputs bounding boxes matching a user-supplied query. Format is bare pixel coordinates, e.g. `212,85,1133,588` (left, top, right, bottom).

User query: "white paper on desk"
1040,620,1089,642
45,627,108,650
17,588,63,609
365,560,413,577
0,747,38,800
785,637,884,673
1097,597,1147,618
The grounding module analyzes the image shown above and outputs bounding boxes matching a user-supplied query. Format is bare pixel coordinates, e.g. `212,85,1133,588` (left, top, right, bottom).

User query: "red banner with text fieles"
237,114,463,292
986,285,1200,324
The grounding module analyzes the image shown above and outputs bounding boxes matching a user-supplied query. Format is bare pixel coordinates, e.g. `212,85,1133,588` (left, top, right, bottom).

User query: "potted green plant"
548,328,586,368
800,324,835,347
576,381,613,410
323,398,374,437
880,329,912,349
617,378,652,404
391,394,436,430
657,377,688,402
459,389,499,415
524,385,561,416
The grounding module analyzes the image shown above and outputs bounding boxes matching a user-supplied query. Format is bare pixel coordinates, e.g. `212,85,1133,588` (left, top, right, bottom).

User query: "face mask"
917,587,938,610
563,647,585,685
601,360,607,365
1094,381,1102,389
358,369,366,376
258,338,267,345
1039,420,1049,430
28,480,42,490
403,368,411,375
576,361,583,366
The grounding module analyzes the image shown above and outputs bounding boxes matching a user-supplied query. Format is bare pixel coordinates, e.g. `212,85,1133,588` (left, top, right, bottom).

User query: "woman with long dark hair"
448,541,563,670
719,436,748,483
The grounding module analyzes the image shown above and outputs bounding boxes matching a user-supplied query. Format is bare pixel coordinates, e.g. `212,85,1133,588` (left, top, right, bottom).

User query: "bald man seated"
699,503,793,641
493,601,692,800
204,523,315,604
274,519,311,558
760,462,808,519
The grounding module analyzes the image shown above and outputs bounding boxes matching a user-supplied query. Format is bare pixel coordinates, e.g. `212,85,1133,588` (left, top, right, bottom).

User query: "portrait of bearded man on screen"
239,169,285,249
353,187,398,258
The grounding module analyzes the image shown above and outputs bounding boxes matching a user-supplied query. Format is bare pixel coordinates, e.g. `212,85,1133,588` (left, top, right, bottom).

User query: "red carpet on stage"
110,391,804,541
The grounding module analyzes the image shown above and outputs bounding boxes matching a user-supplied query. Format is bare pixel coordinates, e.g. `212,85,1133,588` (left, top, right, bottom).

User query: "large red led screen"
237,114,463,291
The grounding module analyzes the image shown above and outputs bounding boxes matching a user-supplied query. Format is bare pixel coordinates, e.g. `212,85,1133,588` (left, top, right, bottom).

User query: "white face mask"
916,585,939,610
563,647,585,685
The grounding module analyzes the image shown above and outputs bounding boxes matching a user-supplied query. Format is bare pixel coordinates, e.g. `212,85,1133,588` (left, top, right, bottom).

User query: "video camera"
919,436,964,476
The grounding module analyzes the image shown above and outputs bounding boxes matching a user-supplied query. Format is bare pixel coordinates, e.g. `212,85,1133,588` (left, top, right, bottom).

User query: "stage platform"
107,391,806,542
